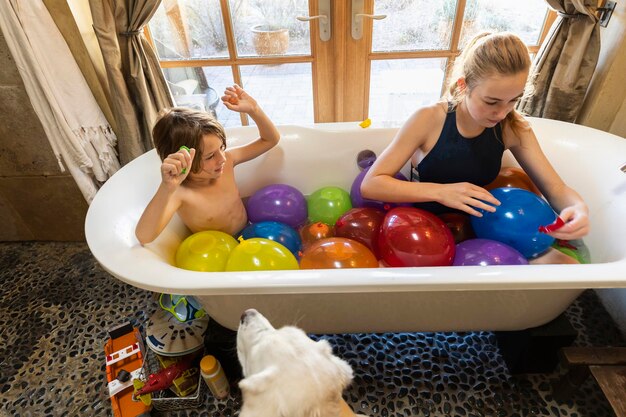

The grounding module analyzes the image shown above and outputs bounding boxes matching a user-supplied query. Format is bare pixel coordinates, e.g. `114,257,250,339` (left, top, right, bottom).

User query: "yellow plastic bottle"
200,355,230,399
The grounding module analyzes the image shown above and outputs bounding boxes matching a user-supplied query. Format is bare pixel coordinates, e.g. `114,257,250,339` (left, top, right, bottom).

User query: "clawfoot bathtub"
85,118,626,333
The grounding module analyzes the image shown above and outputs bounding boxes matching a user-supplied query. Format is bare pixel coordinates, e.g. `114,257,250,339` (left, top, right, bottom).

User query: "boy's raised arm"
221,84,280,165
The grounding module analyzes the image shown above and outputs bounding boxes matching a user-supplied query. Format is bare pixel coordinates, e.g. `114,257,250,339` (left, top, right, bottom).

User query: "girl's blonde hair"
446,32,534,133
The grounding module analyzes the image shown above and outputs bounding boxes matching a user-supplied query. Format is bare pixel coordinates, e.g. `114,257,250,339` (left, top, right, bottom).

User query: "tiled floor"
1,241,624,417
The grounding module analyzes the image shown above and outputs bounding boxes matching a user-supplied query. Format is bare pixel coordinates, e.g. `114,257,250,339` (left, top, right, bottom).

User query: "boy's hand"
221,84,258,115
161,147,196,188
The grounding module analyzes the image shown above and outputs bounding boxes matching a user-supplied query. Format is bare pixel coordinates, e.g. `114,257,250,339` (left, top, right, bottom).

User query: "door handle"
352,0,387,40
297,0,331,41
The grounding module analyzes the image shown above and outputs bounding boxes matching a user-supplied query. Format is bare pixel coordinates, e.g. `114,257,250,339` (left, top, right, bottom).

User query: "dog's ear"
317,339,354,390
238,365,279,395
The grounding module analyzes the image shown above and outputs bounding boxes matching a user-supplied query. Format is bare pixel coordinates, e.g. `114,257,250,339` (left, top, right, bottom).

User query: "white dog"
237,309,368,417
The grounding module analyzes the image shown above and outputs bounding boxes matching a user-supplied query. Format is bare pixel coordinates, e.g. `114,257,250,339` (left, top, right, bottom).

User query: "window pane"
459,0,549,47
150,0,229,60
372,0,455,52
240,64,313,125
161,66,240,126
229,0,311,57
369,59,445,126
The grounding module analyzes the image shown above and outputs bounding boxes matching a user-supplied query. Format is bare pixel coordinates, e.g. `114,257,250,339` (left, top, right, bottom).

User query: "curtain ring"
119,29,142,37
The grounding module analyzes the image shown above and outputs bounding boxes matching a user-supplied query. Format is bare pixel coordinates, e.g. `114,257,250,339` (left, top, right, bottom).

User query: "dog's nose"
240,308,258,324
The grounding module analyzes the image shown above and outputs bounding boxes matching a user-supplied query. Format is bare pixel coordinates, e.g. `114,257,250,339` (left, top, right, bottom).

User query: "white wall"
577,2,626,337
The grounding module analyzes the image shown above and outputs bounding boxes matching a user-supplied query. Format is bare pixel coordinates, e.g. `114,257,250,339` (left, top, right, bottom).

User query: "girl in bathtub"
360,32,589,264
135,84,280,245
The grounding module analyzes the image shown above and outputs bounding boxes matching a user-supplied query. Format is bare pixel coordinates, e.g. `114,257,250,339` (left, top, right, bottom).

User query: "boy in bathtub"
135,84,280,245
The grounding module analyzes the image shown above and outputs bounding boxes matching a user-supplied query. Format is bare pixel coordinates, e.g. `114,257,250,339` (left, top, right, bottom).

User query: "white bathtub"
85,118,626,333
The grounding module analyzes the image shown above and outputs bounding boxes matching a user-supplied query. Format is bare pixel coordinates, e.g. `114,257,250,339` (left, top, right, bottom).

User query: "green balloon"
552,239,591,264
307,186,352,226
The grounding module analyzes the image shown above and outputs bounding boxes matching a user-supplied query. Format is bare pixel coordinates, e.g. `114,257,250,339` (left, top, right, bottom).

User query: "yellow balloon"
175,230,239,272
225,238,299,271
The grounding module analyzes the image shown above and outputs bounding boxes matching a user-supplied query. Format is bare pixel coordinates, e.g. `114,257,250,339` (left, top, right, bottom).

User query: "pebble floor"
1,241,624,417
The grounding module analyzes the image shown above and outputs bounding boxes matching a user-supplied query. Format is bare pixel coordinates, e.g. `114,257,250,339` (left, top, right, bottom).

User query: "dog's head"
237,309,356,417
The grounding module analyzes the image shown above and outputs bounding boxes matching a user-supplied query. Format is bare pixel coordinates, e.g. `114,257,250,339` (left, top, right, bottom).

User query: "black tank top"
411,108,504,214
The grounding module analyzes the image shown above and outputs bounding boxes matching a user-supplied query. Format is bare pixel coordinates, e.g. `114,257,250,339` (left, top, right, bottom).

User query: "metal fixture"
598,1,617,27
351,0,387,40
297,0,331,41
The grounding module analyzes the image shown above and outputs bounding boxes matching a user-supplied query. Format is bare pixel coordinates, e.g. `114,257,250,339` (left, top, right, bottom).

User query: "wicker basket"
141,348,206,411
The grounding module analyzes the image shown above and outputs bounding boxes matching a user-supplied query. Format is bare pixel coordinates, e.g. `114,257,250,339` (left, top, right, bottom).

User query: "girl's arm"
361,104,499,216
506,116,589,240
221,85,280,165
135,148,193,245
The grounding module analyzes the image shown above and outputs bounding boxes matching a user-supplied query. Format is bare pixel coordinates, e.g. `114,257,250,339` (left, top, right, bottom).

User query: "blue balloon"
470,187,557,258
240,221,302,258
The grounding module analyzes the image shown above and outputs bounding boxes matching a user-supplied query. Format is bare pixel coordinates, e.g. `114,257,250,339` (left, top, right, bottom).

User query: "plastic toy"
307,186,352,225
133,354,195,400
159,293,206,322
300,237,378,269
240,221,302,258
246,184,307,228
146,308,208,356
334,207,385,259
378,207,455,267
453,238,528,266
104,322,151,417
225,238,299,271
471,187,557,258
175,230,238,272
179,145,190,174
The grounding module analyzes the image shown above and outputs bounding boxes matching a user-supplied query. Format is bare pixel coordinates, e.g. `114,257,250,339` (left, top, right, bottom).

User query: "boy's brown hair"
152,107,227,173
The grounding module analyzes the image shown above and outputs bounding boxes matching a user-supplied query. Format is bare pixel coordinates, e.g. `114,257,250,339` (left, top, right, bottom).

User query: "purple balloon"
350,167,411,211
453,238,528,266
246,184,307,228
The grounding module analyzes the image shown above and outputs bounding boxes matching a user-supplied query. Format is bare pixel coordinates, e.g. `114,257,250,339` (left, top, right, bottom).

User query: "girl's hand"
436,182,501,217
548,204,589,240
161,147,196,188
221,84,258,114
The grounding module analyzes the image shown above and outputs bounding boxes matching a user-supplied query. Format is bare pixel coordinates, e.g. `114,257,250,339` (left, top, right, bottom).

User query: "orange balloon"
438,212,475,244
485,167,541,196
299,221,335,249
300,237,378,269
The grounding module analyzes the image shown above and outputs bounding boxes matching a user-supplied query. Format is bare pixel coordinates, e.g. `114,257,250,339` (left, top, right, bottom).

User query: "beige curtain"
517,0,600,122
89,0,173,165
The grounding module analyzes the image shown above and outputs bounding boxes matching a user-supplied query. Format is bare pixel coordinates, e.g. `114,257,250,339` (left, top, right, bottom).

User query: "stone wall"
0,31,87,241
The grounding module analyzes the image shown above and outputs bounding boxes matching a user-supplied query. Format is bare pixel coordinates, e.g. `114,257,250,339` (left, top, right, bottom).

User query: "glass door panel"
369,59,446,126
459,0,550,47
372,0,455,51
240,63,314,125
229,0,311,57
150,0,230,59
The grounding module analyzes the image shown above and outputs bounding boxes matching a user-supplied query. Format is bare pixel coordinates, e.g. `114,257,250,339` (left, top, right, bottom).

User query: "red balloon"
335,207,385,259
300,237,378,269
299,221,334,249
485,167,541,196
378,207,455,267
438,212,475,244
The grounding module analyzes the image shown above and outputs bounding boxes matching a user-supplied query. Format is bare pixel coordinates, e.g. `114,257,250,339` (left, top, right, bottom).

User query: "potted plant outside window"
249,0,298,55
